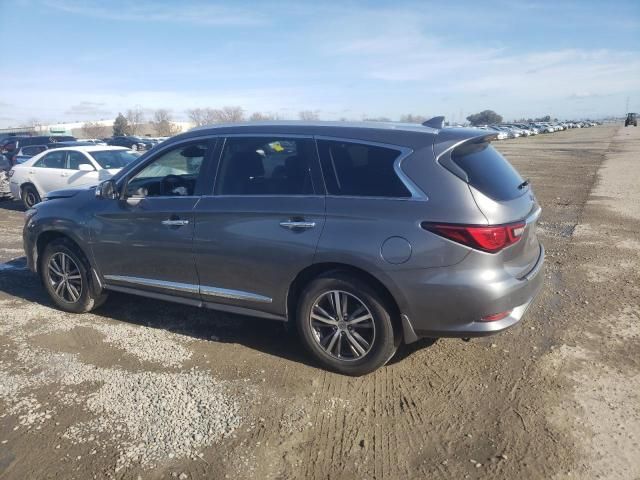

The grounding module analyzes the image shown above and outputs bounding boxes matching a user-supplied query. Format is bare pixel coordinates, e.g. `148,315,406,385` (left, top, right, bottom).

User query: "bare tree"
188,106,244,125
126,106,145,135
299,110,319,121
82,121,108,139
249,112,280,121
187,108,216,127
150,109,182,136
212,106,245,123
399,114,427,124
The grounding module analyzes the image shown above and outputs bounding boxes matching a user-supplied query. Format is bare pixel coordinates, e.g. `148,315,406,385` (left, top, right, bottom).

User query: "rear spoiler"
433,128,498,182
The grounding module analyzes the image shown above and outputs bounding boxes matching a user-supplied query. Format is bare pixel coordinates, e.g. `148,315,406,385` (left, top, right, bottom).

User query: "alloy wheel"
48,252,83,303
309,290,376,361
25,190,37,207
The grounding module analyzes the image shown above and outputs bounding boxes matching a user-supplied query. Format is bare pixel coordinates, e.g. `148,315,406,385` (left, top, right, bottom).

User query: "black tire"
296,272,398,376
22,184,41,209
40,238,108,313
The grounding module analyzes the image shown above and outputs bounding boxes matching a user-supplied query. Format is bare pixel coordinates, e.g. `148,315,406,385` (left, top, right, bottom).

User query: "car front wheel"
40,238,108,313
21,184,40,209
296,272,398,376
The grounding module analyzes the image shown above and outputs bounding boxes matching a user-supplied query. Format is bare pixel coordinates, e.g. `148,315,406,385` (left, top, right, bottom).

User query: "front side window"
215,137,315,195
316,139,410,198
126,142,207,197
33,150,66,169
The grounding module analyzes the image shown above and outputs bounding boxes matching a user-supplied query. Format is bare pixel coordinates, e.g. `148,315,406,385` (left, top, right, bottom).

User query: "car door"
30,150,68,194
193,135,326,318
89,139,215,300
64,151,100,187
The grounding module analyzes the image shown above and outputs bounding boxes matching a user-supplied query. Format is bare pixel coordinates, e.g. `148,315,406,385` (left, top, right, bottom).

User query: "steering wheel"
160,175,189,196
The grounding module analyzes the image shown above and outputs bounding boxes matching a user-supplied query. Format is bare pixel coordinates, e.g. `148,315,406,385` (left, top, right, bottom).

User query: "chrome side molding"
200,285,272,303
103,275,272,303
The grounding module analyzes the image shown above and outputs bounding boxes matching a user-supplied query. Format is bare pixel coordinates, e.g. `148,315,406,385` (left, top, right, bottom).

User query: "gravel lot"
0,125,638,479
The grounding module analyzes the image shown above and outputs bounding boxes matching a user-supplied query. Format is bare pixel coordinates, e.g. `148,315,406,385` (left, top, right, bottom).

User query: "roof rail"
422,116,445,129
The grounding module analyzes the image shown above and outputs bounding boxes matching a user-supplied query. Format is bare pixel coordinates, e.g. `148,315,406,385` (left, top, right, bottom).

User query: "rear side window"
22,146,46,156
451,142,524,201
34,150,66,169
317,140,410,198
216,137,315,195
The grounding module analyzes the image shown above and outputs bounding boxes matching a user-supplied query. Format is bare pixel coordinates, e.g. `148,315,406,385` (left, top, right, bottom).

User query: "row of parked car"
475,121,600,140
0,134,169,167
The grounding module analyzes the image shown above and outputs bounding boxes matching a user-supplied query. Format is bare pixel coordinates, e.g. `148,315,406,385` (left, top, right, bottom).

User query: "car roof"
43,146,129,152
191,120,438,134
177,121,441,149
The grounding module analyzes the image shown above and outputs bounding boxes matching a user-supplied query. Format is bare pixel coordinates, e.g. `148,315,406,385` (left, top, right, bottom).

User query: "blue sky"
0,0,639,127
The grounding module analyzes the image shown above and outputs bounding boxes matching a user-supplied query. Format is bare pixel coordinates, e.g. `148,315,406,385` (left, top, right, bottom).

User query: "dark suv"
23,121,544,375
107,136,155,151
625,113,637,127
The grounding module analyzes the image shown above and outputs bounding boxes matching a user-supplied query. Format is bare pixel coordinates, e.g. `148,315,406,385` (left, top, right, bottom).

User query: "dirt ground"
0,125,638,480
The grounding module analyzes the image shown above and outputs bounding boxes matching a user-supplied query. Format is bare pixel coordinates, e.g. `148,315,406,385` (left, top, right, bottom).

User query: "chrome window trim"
221,133,314,139
103,275,272,303
313,135,428,201
525,205,542,224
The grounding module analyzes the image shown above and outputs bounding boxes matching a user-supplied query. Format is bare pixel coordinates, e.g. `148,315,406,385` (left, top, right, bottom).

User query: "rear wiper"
518,179,530,190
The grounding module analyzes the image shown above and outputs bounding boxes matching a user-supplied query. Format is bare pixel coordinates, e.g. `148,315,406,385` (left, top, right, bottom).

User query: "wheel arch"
20,181,40,199
36,230,90,272
287,262,403,337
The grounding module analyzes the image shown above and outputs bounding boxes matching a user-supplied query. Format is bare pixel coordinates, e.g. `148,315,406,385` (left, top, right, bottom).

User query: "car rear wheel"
296,272,398,376
40,238,108,313
21,185,40,209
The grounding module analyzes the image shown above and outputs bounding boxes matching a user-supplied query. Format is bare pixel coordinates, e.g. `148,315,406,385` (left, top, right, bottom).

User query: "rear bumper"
396,244,545,341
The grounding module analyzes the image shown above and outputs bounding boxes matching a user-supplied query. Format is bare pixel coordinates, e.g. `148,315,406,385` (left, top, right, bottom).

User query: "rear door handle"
280,220,316,230
162,219,189,226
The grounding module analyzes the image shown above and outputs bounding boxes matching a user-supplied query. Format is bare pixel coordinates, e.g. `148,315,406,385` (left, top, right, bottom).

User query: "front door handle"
162,219,189,226
280,220,316,230
61,172,69,177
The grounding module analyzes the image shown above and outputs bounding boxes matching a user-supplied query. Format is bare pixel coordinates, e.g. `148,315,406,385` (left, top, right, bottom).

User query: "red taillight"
481,310,512,321
422,221,526,253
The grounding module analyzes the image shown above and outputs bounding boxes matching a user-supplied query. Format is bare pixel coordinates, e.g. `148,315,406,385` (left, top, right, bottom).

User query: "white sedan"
8,146,139,208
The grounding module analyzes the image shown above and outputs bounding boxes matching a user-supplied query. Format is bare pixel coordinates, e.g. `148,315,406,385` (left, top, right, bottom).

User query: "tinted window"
317,139,410,198
66,151,93,170
216,137,315,195
89,150,139,169
34,151,66,169
22,146,47,156
451,142,524,201
126,142,207,197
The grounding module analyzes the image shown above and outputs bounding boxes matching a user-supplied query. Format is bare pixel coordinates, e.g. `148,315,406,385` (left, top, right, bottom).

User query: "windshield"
89,150,140,169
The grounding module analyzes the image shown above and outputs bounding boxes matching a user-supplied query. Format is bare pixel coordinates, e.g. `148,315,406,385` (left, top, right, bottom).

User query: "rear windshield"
451,142,524,201
89,150,140,169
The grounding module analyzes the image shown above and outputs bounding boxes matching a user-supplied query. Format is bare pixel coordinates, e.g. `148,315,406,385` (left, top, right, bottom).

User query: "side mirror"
95,179,119,199
78,163,95,172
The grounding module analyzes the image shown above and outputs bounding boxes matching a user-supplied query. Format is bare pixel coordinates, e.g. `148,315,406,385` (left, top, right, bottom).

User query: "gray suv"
23,121,544,375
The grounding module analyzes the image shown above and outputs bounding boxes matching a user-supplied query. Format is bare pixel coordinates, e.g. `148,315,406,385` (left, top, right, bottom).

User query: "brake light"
481,310,512,321
422,221,526,253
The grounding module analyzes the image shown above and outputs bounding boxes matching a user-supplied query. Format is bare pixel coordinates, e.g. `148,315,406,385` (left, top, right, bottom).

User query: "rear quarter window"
317,139,410,198
451,142,524,201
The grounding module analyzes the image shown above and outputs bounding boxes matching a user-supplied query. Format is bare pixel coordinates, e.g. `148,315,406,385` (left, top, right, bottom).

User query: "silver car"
23,120,544,375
